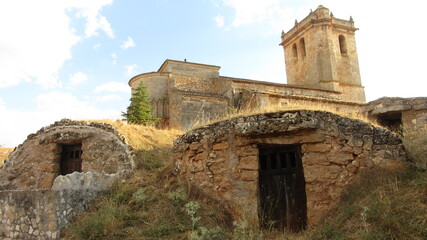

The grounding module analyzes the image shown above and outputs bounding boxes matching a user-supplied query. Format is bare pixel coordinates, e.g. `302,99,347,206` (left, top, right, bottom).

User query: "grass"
61,119,426,239
62,121,232,239
191,100,377,130
303,165,427,240
0,147,13,166
63,155,233,239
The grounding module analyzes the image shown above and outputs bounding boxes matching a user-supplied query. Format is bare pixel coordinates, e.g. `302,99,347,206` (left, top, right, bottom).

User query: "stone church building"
129,5,367,129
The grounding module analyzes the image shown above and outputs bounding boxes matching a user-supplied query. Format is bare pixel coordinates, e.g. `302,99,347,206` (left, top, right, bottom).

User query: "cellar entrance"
60,144,83,175
258,144,307,232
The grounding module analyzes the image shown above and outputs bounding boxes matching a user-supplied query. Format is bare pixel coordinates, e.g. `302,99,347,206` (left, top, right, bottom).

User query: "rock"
51,172,118,191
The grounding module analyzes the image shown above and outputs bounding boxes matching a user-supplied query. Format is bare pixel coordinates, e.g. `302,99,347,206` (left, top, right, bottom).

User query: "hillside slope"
59,120,426,240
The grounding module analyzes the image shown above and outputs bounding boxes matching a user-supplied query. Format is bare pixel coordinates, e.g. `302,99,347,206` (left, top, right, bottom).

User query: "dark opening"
300,38,306,57
339,35,347,54
258,144,307,232
60,144,83,175
377,112,403,134
292,43,298,58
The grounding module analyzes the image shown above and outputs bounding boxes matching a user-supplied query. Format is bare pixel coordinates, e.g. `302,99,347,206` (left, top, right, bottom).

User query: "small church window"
300,38,306,57
339,35,347,54
292,43,298,58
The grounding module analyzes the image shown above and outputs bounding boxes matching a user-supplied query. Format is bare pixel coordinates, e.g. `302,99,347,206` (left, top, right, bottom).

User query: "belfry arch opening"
300,38,306,57
60,144,83,175
339,35,347,54
258,144,307,232
292,43,298,58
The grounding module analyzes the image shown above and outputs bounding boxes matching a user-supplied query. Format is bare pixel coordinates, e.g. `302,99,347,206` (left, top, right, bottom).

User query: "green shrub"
167,187,188,205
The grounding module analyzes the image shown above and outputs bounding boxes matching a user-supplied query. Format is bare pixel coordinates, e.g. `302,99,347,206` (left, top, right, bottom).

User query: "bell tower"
280,5,366,103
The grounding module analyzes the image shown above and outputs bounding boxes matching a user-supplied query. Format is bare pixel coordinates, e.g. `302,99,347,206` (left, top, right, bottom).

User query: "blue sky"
1,0,426,147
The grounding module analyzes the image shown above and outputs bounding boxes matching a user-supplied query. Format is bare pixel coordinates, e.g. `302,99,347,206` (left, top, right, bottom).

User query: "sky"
0,0,426,147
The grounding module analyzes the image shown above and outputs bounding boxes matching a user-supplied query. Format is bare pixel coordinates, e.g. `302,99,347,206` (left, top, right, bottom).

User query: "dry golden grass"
192,100,377,130
0,147,13,166
88,119,182,150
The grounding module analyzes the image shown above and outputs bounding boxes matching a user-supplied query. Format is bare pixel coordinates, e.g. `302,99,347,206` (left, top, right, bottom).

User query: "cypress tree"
122,82,157,125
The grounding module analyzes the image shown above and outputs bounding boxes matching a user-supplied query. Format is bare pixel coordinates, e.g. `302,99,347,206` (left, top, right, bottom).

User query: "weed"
185,201,202,230
232,220,263,240
167,187,188,205
132,189,148,206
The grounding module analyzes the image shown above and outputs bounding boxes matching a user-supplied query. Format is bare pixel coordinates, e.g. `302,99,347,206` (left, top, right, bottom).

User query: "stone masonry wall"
0,189,101,240
0,119,134,190
0,171,117,239
365,97,427,132
173,110,409,226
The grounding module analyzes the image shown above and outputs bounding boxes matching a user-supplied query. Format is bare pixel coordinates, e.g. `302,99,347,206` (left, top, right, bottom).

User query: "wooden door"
258,145,307,232
60,144,82,175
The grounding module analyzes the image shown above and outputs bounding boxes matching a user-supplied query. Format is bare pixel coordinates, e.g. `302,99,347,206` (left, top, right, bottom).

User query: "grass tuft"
0,147,13,166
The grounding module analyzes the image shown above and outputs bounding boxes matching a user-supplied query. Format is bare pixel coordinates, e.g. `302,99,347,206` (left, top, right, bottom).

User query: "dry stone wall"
0,188,100,240
0,120,135,239
0,119,134,190
365,97,427,132
173,110,409,225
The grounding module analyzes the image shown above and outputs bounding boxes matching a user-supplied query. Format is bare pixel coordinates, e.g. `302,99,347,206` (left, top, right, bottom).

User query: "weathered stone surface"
52,172,118,191
237,156,258,170
0,188,103,240
173,110,409,226
365,97,427,132
0,119,134,190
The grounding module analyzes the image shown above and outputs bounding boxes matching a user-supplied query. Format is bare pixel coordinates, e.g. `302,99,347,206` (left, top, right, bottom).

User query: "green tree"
122,82,158,125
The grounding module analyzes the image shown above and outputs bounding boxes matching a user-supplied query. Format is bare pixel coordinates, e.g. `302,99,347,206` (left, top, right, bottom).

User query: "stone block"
233,170,257,181
189,142,202,150
38,173,57,189
303,152,328,165
213,142,228,150
347,136,363,147
327,152,354,165
38,164,59,173
237,156,258,170
346,164,358,173
303,143,332,153
235,145,258,157
194,151,208,161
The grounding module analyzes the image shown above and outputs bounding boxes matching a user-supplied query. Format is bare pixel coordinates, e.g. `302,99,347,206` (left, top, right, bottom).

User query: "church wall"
129,73,169,101
159,60,220,78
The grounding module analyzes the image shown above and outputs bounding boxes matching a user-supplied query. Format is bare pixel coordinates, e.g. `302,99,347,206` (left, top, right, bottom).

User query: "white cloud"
0,0,113,89
249,49,286,84
93,43,101,50
111,53,117,65
222,0,281,27
121,36,135,49
94,82,130,93
214,15,225,28
0,91,121,147
72,0,115,38
96,94,122,102
124,64,138,76
69,72,88,86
